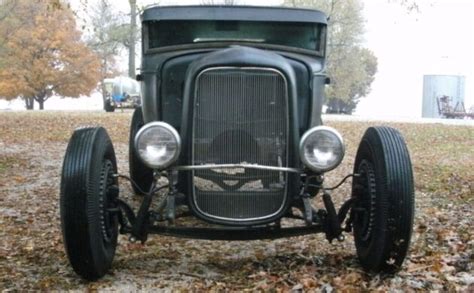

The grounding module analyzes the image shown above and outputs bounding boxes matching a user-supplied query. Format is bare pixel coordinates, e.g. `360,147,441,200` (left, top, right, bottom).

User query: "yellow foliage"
0,0,100,104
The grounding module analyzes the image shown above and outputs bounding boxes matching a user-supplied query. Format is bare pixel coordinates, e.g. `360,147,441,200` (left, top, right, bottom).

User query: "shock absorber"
322,190,344,243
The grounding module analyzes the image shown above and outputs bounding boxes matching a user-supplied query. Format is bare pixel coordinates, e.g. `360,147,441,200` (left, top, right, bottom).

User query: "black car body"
138,6,328,225
60,5,415,280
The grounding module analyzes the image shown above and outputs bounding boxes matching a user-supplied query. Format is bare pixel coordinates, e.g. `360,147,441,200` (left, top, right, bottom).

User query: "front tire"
129,107,153,195
351,127,414,273
60,127,119,280
104,100,115,112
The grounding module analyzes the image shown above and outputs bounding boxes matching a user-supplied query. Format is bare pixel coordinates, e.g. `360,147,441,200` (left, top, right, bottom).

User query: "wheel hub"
98,160,118,243
353,160,377,242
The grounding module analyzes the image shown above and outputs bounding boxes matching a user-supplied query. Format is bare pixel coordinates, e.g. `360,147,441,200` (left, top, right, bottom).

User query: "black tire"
351,126,414,273
129,107,153,195
60,127,119,280
104,99,115,112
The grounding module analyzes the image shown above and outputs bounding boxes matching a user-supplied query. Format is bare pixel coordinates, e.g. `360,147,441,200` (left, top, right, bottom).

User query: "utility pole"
128,0,137,78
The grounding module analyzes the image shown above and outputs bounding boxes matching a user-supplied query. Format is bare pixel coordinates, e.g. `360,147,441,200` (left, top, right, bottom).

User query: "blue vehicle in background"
103,76,141,112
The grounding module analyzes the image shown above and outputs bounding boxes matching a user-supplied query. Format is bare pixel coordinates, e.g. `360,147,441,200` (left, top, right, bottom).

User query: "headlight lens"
299,126,345,172
135,122,181,169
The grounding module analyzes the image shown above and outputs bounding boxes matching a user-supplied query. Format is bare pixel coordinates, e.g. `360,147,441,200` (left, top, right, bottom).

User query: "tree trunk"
128,0,137,78
34,95,46,110
101,82,107,100
102,57,108,96
25,97,34,110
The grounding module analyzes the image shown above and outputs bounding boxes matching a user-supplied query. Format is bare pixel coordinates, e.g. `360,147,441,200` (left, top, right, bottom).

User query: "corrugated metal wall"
422,75,465,118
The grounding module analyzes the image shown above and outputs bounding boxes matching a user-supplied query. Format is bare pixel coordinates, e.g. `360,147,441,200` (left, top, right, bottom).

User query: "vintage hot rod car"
60,6,414,280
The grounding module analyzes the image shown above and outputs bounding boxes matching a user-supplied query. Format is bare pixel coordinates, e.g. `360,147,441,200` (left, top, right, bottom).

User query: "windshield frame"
142,21,327,57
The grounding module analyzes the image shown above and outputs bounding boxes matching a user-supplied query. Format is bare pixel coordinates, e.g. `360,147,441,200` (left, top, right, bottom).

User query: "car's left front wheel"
60,127,119,280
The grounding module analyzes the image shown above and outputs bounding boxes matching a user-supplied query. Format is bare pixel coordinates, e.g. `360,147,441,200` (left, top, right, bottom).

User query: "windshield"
146,20,325,53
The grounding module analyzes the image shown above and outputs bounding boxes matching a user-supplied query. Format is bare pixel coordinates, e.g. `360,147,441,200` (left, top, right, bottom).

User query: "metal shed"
422,75,465,118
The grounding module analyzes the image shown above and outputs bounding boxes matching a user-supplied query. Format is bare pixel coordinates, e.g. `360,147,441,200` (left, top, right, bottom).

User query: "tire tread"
60,127,118,280
353,126,414,273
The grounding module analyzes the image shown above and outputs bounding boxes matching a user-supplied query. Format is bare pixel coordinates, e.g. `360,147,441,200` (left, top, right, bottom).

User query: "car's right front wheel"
60,127,119,280
351,126,415,273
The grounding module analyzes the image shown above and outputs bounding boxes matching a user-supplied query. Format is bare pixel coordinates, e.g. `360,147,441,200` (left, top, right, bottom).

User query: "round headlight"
135,122,181,169
299,126,345,173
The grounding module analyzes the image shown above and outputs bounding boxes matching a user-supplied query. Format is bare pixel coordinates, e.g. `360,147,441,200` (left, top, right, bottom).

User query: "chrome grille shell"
191,67,289,222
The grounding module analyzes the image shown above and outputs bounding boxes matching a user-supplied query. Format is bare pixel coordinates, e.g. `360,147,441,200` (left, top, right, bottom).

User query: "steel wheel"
351,126,415,273
60,127,119,280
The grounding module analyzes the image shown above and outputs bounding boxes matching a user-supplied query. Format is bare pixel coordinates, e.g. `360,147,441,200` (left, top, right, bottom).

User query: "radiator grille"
192,67,289,221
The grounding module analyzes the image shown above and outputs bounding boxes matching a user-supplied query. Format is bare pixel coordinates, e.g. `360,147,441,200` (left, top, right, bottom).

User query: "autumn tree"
284,0,378,113
0,0,20,69
0,0,100,110
73,0,160,80
86,0,128,102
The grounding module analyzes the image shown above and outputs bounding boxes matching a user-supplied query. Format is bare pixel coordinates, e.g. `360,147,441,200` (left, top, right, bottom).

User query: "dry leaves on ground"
0,111,472,291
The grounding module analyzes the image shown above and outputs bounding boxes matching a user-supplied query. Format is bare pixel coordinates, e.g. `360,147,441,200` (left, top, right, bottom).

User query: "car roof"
141,5,327,24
